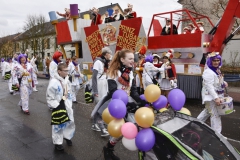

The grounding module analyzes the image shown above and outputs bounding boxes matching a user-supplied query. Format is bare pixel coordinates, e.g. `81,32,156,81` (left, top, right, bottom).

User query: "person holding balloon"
197,52,227,134
90,49,147,160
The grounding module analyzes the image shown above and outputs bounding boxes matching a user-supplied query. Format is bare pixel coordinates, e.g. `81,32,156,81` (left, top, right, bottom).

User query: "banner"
84,25,105,60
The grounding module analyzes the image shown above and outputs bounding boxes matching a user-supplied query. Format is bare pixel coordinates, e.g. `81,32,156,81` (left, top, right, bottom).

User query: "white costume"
197,67,225,133
92,58,108,103
42,58,47,74
68,61,83,102
2,61,13,93
46,73,75,145
30,57,38,91
49,61,58,79
142,62,164,89
12,62,34,112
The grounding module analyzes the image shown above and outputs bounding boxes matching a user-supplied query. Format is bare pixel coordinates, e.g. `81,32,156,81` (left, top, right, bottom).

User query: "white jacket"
201,68,225,103
49,61,58,79
46,73,74,121
2,62,12,77
142,62,164,88
68,62,83,86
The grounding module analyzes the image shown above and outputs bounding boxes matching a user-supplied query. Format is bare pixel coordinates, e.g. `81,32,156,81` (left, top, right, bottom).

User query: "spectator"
161,19,178,35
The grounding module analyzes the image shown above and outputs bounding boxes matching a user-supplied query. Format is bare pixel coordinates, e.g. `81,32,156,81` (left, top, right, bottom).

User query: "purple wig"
145,54,153,63
206,53,222,75
1,58,4,62
17,54,27,64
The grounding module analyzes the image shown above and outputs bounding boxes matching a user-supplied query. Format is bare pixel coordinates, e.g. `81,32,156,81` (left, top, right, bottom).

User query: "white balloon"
122,137,138,151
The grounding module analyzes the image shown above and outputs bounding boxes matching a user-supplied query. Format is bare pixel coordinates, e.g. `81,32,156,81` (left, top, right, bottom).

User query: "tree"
17,14,56,59
0,33,20,58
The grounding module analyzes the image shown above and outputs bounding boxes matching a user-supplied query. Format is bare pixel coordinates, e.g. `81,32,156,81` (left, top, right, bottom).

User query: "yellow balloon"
108,119,125,138
178,107,191,116
135,107,154,128
144,84,161,102
102,108,115,124
159,108,168,113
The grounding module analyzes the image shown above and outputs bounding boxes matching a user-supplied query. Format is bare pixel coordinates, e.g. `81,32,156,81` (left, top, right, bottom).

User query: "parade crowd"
0,4,228,160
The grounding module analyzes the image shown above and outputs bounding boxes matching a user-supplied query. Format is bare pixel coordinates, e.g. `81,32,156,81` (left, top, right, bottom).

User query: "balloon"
178,107,191,116
112,89,128,105
102,108,115,124
108,99,127,119
159,108,168,113
168,89,186,111
152,95,168,110
122,137,138,151
121,122,138,139
144,84,161,102
108,119,125,138
135,107,154,128
135,128,155,151
140,94,149,106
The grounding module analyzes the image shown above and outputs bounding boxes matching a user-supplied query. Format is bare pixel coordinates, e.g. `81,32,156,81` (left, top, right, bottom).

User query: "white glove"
135,67,140,71
170,80,174,87
174,79,177,83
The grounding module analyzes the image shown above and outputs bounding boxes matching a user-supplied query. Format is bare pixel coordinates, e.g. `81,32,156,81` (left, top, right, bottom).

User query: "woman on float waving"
91,49,147,160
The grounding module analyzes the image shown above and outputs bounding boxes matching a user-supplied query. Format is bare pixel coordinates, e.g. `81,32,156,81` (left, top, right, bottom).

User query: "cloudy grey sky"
0,0,181,36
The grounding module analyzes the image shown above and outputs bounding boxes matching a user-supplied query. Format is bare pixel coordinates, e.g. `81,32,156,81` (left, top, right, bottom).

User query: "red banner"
84,25,105,60
56,21,72,44
115,17,142,52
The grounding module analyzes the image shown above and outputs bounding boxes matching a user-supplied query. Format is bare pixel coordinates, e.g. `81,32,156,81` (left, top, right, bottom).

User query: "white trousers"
71,85,80,101
197,101,222,133
18,85,31,111
52,121,75,145
8,79,13,92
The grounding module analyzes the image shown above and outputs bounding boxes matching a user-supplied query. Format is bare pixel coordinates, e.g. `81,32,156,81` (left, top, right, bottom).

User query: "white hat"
152,54,160,59
164,49,174,59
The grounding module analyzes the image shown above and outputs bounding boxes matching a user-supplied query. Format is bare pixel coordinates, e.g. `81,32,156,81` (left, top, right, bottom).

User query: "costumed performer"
56,8,72,20
90,7,102,26
2,58,13,94
46,63,75,151
30,56,39,92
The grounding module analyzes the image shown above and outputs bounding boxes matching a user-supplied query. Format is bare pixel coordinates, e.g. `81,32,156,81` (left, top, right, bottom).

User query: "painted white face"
121,53,134,68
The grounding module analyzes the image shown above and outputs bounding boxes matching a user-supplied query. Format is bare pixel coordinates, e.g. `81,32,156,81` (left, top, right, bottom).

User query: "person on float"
196,21,205,33
2,58,14,94
159,49,177,97
183,27,191,34
161,19,178,35
152,54,163,85
197,52,227,134
46,63,75,151
102,11,113,24
68,56,83,103
112,9,124,21
142,54,169,90
125,3,137,19
30,56,39,92
188,23,196,33
12,54,34,115
91,49,147,160
90,7,102,25
91,47,112,137
49,51,63,79
56,8,71,20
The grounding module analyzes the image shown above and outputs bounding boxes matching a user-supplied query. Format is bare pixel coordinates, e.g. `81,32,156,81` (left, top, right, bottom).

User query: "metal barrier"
224,74,240,82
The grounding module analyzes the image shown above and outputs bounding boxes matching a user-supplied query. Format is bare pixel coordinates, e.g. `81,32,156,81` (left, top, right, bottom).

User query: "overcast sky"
0,0,181,36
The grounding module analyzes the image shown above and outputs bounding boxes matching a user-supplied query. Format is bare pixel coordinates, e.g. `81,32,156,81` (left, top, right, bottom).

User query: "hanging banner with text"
84,25,105,60
115,18,142,51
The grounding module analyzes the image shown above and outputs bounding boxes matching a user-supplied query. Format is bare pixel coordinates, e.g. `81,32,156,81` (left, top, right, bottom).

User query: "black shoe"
103,146,120,160
55,144,64,151
73,101,78,103
64,138,72,146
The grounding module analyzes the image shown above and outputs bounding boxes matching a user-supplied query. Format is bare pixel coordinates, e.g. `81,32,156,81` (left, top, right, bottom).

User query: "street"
0,78,239,160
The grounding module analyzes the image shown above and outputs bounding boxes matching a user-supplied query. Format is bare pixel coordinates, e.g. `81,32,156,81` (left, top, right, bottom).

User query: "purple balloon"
168,89,186,111
108,99,127,119
136,128,155,151
112,90,128,105
152,95,168,110
140,94,149,107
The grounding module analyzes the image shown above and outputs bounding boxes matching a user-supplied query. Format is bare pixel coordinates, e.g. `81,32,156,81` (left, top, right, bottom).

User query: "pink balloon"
121,122,138,139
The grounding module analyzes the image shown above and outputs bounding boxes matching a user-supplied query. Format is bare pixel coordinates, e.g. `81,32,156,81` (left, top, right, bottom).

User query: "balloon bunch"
102,90,128,138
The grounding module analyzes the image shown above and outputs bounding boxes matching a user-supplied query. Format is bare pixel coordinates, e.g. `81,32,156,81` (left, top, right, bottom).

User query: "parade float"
49,0,240,99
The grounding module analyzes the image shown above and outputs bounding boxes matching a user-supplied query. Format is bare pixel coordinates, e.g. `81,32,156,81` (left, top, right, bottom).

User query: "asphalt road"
0,78,239,160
